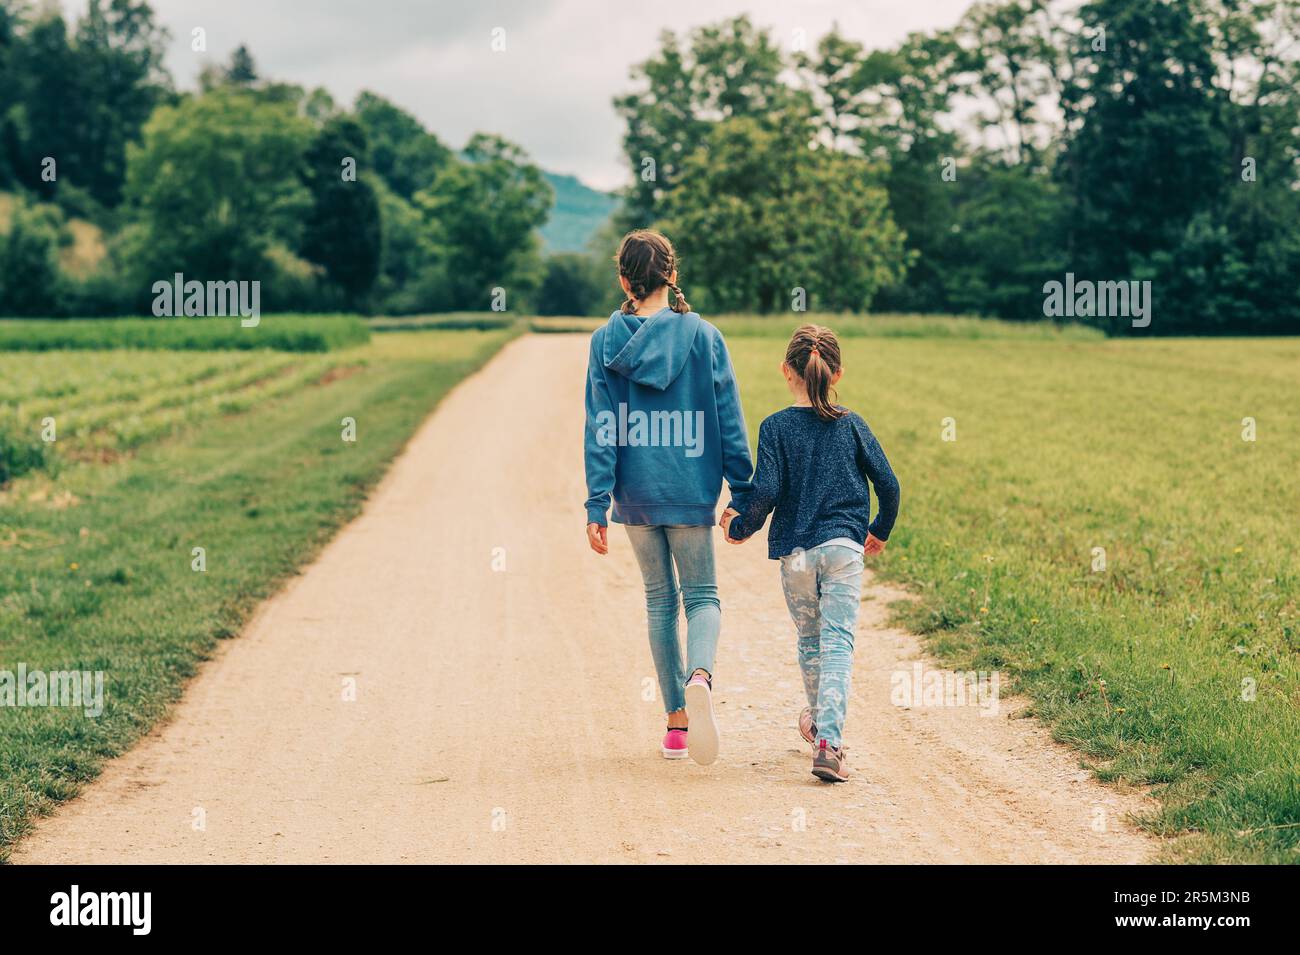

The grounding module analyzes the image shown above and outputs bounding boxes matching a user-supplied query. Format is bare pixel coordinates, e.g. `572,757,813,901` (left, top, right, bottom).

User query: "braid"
614,229,690,316
668,281,691,314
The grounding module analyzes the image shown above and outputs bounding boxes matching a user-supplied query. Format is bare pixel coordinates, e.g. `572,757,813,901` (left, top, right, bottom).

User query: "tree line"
0,0,552,317
2,0,1297,333
611,0,1300,334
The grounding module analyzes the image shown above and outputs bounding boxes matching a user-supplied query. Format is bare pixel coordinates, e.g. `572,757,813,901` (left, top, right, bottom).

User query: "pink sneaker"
684,672,719,765
661,728,689,760
798,706,817,748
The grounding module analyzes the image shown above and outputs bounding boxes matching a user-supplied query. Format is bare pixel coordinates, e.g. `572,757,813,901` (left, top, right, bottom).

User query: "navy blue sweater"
727,406,900,559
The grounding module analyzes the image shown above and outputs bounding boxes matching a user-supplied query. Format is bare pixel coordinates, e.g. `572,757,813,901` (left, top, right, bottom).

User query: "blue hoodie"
585,307,753,527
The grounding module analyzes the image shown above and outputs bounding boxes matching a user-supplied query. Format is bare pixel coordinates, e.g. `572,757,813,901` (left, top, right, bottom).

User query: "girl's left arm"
712,331,754,498
854,416,900,541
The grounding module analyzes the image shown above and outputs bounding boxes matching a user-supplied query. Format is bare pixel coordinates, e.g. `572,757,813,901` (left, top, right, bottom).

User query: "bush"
536,253,609,316
0,429,47,483
0,197,67,316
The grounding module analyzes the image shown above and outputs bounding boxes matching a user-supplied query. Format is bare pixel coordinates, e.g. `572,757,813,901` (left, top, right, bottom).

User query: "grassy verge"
0,328,516,860
528,312,1102,339
369,313,518,333
728,332,1300,863
0,315,370,352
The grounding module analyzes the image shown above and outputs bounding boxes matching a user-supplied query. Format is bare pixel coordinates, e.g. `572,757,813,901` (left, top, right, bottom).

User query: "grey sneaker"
812,740,849,782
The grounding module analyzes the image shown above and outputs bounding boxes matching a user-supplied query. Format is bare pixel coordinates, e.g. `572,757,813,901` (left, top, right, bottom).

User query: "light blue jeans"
624,524,720,714
779,543,864,749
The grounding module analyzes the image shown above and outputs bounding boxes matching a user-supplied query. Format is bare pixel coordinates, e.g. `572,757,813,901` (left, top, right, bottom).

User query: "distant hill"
539,171,619,254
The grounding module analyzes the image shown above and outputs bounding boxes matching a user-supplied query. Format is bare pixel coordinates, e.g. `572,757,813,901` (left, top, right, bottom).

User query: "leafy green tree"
226,44,258,85
0,196,66,315
121,89,311,293
0,1,19,189
794,25,870,150
355,91,451,201
848,32,965,312
370,179,440,313
942,161,1066,319
300,116,381,307
950,0,1059,166
417,134,552,310
2,0,170,210
1064,0,1229,280
659,116,908,313
614,16,807,227
536,252,609,316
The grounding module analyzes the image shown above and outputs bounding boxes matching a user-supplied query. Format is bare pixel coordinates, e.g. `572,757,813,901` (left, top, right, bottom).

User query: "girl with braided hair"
583,229,753,765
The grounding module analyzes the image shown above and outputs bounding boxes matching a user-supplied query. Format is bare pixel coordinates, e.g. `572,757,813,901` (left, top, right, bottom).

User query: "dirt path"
14,334,1155,864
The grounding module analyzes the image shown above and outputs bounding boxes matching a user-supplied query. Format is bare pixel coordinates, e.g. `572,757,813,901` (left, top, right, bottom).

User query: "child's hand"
586,522,608,555
719,508,746,545
864,533,886,555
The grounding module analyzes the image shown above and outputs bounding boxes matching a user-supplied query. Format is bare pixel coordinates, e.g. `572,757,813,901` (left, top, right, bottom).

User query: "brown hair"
786,324,846,422
614,229,691,315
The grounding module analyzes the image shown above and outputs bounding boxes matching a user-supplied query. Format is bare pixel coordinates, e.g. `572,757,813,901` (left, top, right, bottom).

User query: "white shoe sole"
684,681,719,765
661,746,690,760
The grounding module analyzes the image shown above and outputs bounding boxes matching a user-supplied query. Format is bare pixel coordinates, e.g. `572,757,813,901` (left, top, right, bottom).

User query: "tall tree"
354,91,451,201
1063,0,1229,282
659,115,908,313
417,134,552,310
1,0,170,210
300,116,382,307
121,89,311,289
226,44,258,85
614,16,808,227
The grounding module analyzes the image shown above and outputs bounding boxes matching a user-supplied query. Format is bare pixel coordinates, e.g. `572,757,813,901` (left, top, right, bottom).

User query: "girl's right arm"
584,333,616,530
724,418,780,541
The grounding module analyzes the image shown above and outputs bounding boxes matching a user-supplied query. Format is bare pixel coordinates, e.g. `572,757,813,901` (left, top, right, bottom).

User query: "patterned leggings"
779,543,864,749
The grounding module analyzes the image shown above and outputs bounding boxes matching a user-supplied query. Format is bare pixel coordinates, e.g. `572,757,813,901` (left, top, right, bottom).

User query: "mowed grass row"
728,333,1300,863
0,328,517,859
0,350,354,463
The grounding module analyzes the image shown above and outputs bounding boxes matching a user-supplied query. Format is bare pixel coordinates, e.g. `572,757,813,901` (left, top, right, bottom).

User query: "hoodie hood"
601,308,702,391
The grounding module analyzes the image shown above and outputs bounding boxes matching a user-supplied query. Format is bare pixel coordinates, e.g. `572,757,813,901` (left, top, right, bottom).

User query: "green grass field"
0,327,516,859
728,331,1300,863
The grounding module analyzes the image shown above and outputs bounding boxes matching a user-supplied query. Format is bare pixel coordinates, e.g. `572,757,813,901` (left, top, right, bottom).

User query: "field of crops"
0,350,358,483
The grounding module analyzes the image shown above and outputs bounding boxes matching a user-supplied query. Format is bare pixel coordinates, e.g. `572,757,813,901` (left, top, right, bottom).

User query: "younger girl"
722,324,900,782
584,230,753,765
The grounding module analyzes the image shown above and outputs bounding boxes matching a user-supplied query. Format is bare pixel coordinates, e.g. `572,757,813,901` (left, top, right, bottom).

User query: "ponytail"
785,325,846,422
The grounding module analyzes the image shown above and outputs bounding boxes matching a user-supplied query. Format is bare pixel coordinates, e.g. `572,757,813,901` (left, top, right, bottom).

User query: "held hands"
864,533,887,555
719,508,748,545
586,522,608,555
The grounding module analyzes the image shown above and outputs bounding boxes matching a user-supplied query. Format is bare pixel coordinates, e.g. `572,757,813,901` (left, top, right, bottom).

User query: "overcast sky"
136,0,972,191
